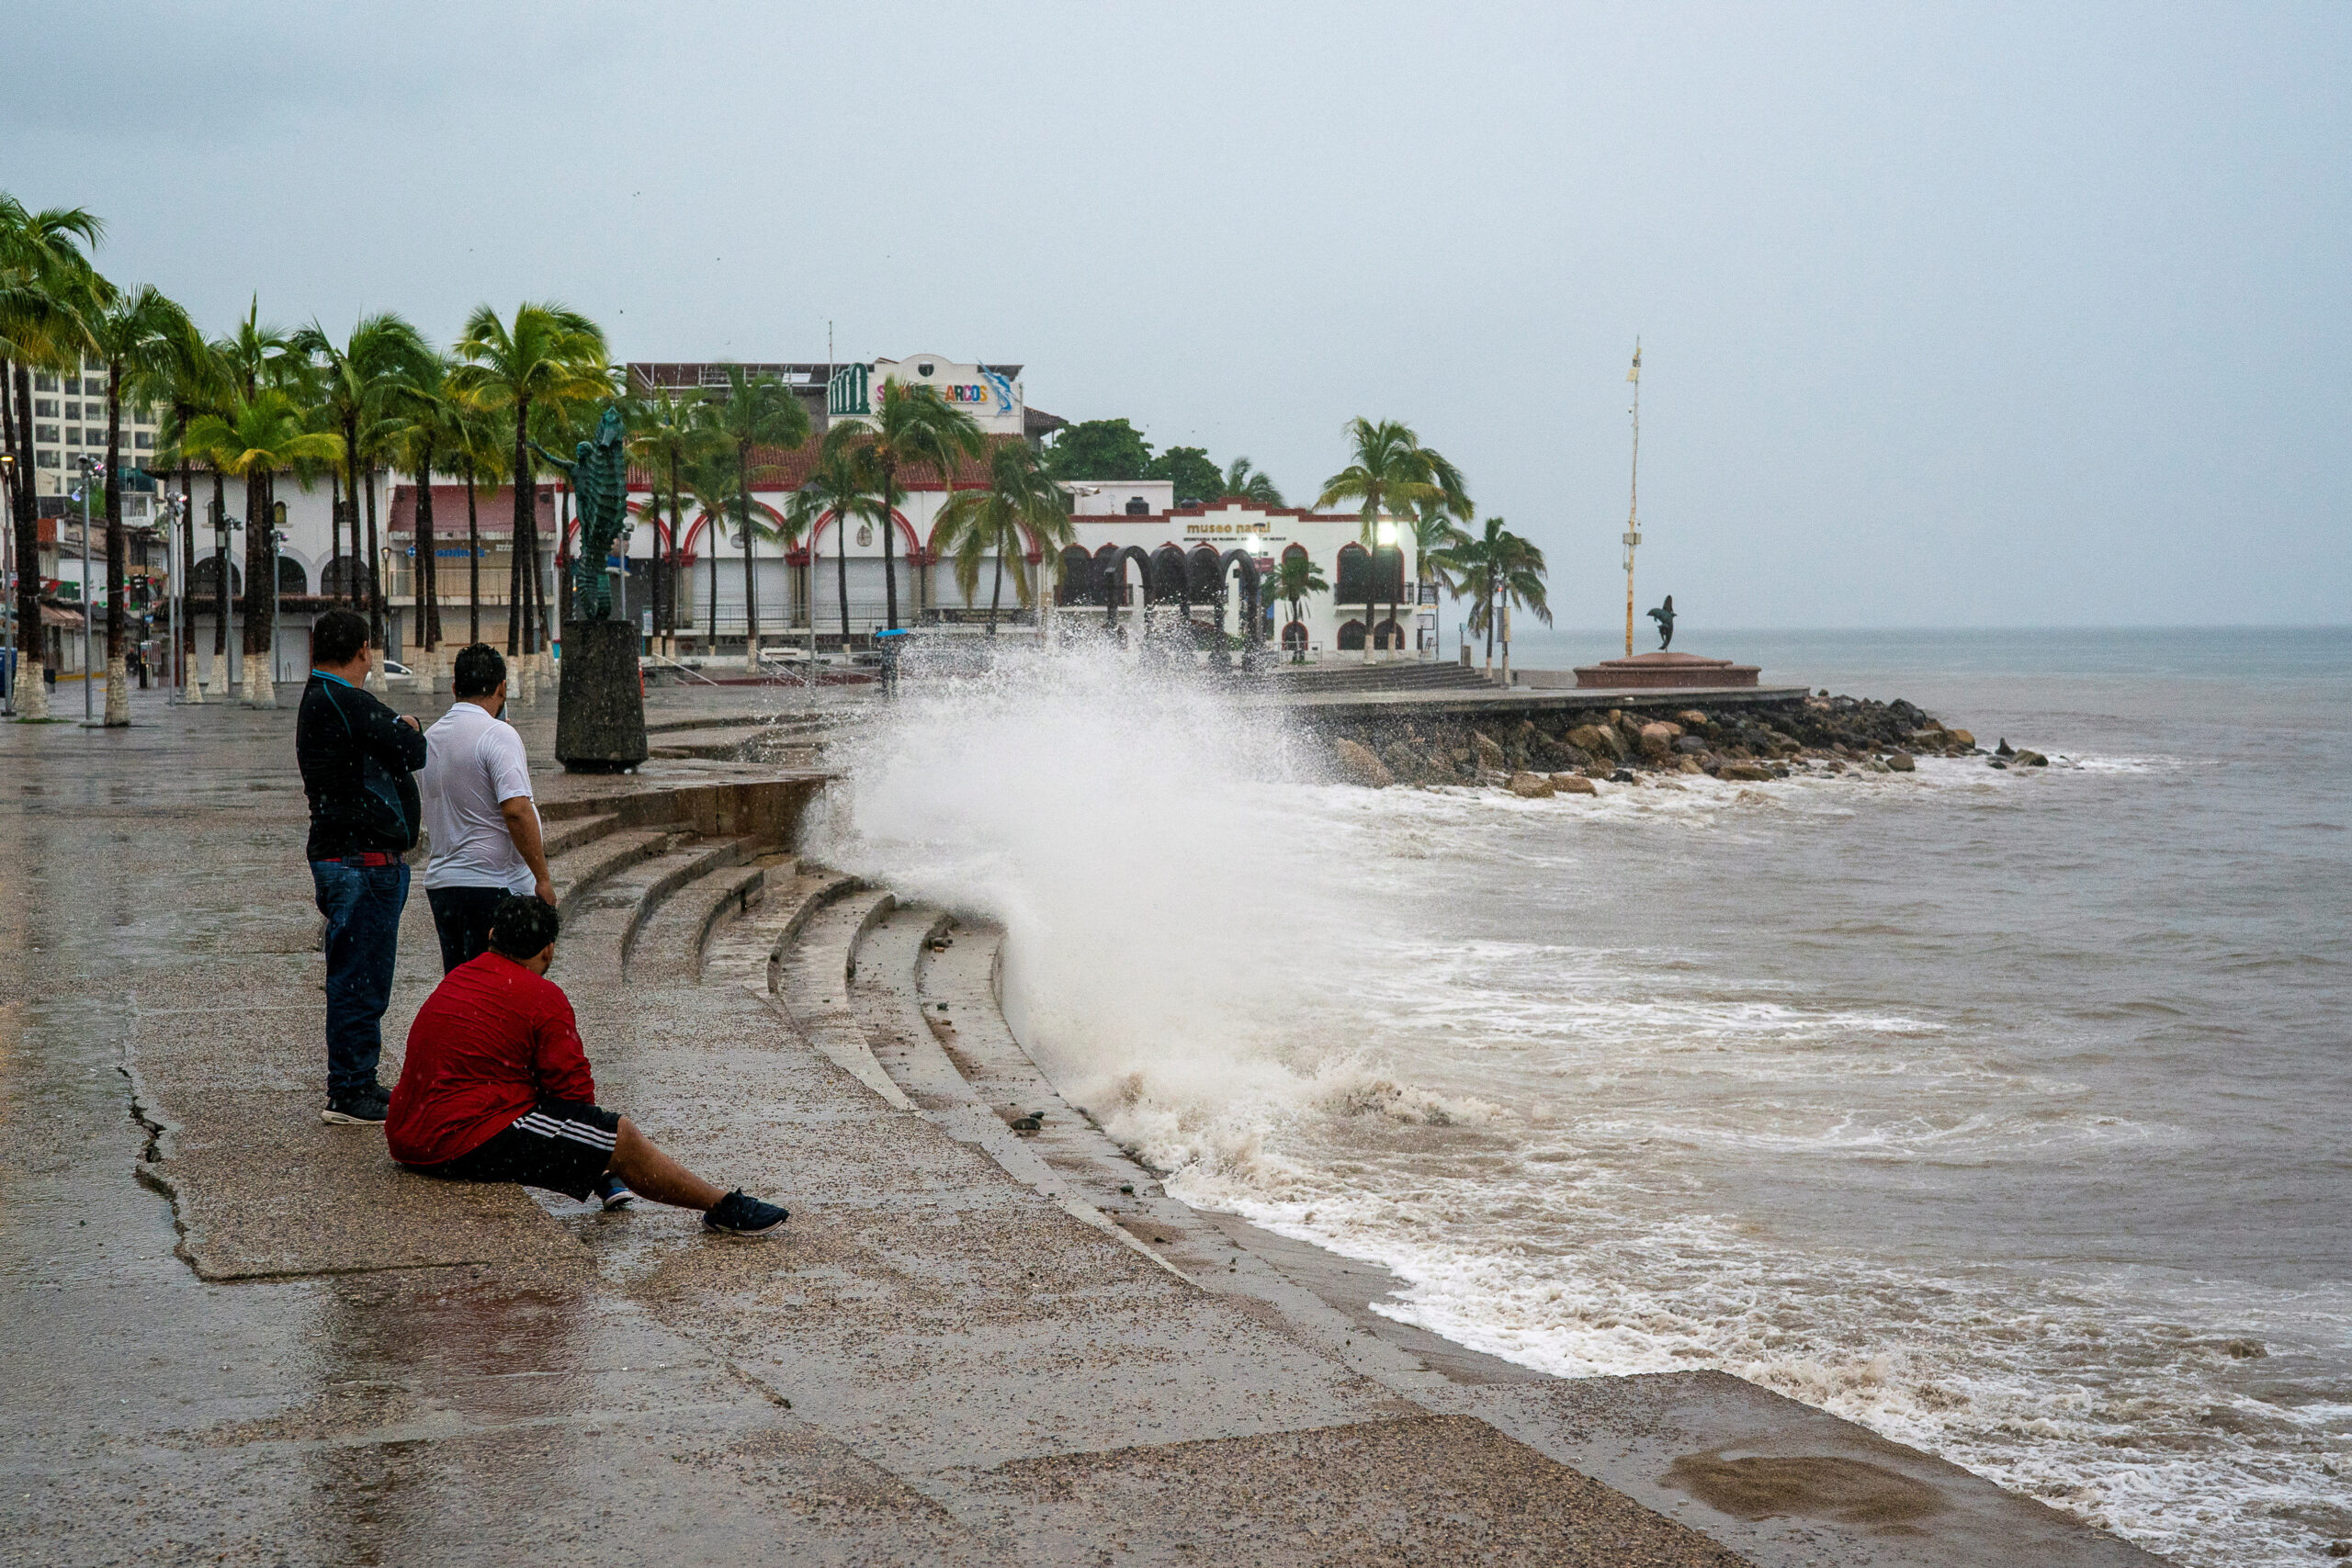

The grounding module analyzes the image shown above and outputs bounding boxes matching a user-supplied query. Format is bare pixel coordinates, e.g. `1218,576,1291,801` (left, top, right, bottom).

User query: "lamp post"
214,505,242,694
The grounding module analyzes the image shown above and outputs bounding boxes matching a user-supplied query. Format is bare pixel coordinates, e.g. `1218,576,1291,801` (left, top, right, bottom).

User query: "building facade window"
35,423,59,444
134,432,153,449
66,428,83,446
33,372,57,391
34,399,57,418
36,451,58,468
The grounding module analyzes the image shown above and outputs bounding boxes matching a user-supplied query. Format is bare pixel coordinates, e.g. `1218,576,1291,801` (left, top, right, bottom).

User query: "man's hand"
535,877,557,907
398,714,422,732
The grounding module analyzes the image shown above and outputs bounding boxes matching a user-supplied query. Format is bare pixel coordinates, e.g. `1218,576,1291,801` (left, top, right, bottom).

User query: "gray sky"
8,2,2345,626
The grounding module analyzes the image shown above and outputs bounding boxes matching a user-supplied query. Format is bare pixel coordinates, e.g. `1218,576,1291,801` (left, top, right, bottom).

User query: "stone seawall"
1304,690,1988,789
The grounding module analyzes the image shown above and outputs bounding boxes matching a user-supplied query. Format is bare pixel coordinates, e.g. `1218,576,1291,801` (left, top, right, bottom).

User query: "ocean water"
816,627,2352,1567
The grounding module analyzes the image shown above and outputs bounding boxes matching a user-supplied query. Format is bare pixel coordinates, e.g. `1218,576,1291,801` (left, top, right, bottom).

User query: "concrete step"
701,866,865,995
624,852,792,986
558,835,750,981
545,825,686,927
541,810,624,859
775,886,909,1110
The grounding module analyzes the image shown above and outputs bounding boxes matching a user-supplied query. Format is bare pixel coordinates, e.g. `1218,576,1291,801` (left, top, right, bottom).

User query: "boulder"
1380,739,1425,783
1508,772,1555,799
1674,709,1709,728
1886,750,1917,773
1637,721,1683,758
2014,750,2048,767
1548,773,1599,795
1996,738,2014,757
1947,729,1976,750
1473,731,1506,770
1335,738,1395,788
1672,735,1710,755
1717,762,1774,782
1676,756,1704,773
1566,724,1623,760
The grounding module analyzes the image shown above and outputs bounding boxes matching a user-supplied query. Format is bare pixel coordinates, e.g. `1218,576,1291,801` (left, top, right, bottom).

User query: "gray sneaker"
703,1190,788,1236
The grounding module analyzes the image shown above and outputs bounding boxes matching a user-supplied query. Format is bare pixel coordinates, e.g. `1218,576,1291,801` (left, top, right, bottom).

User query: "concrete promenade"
0,683,2165,1566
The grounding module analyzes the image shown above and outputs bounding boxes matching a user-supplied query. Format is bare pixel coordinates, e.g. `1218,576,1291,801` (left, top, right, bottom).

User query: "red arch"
809,506,922,557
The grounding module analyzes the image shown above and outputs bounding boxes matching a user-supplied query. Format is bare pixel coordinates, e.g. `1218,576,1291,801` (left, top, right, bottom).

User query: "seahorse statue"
531,402,630,621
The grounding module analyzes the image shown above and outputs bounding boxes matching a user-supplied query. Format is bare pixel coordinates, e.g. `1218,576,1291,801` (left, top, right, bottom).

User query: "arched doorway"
1338,619,1367,651
1282,620,1308,654
1373,617,1404,650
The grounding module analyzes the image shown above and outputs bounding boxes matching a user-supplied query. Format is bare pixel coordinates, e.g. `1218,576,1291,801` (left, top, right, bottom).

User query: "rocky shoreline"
1324,692,2050,793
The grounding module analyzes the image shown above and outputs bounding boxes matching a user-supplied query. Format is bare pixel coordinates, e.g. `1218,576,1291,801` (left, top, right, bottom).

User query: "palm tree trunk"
415,450,439,691
509,400,531,663
242,470,274,706
835,515,850,648
342,415,363,607
328,468,342,604
102,363,129,727
988,544,1004,636
880,459,898,631
465,465,481,647
739,445,759,671
1483,568,1497,673
6,363,50,718
5,361,47,718
177,459,200,703
707,515,718,649
209,471,228,680
363,462,384,674
666,451,682,652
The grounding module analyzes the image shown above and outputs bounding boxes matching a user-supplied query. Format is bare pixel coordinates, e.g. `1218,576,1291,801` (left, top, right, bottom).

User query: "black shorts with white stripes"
414,1100,621,1200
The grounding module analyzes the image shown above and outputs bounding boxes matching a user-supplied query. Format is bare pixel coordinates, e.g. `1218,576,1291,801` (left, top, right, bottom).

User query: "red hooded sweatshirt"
388,952,597,1166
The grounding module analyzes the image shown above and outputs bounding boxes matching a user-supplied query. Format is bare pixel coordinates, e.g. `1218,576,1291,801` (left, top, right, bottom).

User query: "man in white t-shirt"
419,644,557,975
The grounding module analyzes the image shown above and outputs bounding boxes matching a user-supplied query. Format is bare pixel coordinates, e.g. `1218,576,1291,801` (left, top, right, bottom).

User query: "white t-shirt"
419,700,538,893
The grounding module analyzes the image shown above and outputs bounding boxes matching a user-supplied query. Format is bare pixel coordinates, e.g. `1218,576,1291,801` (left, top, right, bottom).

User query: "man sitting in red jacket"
388,896,787,1236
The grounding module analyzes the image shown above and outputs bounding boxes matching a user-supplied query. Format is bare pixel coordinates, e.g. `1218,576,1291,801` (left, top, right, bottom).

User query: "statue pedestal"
1573,650,1760,690
555,619,648,773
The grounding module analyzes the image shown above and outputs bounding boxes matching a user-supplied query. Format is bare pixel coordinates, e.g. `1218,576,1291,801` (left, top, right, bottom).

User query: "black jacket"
297,673,427,862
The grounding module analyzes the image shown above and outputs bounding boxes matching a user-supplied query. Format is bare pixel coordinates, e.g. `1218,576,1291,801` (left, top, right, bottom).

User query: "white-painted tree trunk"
243,654,275,708
16,659,49,719
184,648,205,705
104,656,130,727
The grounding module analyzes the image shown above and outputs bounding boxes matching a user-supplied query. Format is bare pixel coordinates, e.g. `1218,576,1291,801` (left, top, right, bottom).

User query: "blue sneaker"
594,1173,635,1212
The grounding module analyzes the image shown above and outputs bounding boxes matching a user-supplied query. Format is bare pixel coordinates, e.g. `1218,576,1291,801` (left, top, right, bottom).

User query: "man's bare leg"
606,1117,725,1211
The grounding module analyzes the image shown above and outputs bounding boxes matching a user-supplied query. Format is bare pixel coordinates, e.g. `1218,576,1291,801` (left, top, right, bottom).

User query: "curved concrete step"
851,912,1187,1278
701,867,864,994
547,826,686,926
775,887,909,1110
541,810,624,859
624,852,792,986
559,835,749,980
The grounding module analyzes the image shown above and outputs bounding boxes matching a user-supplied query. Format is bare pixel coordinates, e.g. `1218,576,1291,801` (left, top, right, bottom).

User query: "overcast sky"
6,3,2345,627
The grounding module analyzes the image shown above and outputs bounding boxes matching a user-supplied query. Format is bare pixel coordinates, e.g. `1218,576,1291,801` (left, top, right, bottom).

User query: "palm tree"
389,356,466,689
1430,514,1550,677
1222,456,1284,506
292,313,431,663
86,282,195,725
141,317,228,702
836,378,984,630
451,303,607,679
933,440,1073,636
786,436,884,650
1317,418,1445,661
623,383,714,655
706,367,809,669
676,443,748,649
180,388,343,706
1265,552,1329,663
1,195,103,720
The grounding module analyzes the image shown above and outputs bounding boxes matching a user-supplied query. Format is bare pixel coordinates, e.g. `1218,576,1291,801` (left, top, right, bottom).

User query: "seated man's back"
388,950,594,1168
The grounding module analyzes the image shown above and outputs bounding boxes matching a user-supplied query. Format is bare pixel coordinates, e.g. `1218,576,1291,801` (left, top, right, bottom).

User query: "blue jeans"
311,860,411,1100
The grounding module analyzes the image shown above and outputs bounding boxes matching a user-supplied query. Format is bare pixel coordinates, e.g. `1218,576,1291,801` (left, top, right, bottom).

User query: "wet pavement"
0,684,1745,1566
0,682,2168,1567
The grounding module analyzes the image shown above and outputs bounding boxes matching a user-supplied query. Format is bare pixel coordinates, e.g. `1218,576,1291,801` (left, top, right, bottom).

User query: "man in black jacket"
297,609,428,1125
